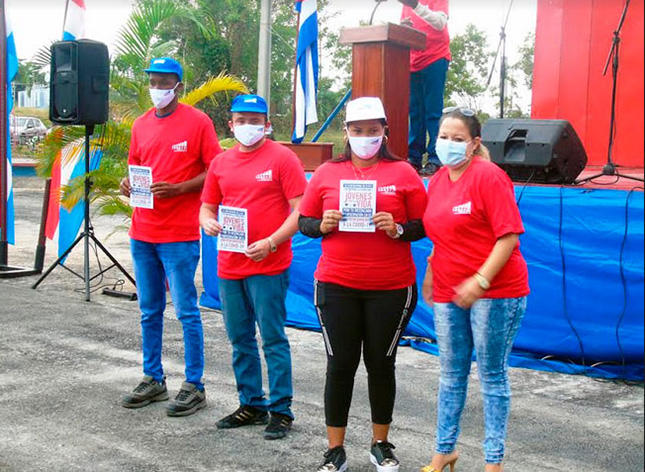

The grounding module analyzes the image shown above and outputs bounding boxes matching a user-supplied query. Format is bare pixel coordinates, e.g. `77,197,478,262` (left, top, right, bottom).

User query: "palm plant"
36,0,248,221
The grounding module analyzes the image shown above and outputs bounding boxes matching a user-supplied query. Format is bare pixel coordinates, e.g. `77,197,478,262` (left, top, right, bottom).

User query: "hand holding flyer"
339,180,377,233
129,165,154,209
217,206,249,253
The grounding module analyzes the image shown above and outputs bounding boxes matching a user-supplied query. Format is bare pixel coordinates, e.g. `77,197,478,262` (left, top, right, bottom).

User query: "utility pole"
257,0,272,109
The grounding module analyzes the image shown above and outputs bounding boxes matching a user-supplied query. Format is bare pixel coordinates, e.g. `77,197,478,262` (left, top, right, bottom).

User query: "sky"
6,0,538,111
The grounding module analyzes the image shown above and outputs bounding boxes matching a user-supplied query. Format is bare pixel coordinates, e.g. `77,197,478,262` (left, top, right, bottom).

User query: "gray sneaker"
122,376,169,409
165,382,207,417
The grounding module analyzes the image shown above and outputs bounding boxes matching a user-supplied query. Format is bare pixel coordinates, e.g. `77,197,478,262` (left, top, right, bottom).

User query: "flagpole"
62,0,70,40
1,0,9,265
257,0,272,107
291,9,301,138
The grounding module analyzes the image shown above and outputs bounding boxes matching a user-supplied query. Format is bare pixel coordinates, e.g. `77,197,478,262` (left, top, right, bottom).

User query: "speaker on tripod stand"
32,39,135,301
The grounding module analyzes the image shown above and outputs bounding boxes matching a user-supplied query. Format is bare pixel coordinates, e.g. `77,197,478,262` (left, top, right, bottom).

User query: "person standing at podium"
398,0,451,176
299,97,427,472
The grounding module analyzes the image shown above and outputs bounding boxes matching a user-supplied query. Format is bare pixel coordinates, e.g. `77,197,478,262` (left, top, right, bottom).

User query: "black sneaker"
165,382,207,417
264,413,293,440
317,446,348,472
408,160,423,174
422,162,442,176
122,376,169,409
370,441,400,472
216,405,269,429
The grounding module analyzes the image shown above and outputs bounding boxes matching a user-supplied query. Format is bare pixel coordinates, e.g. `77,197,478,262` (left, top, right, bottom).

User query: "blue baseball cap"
144,57,183,81
231,95,268,114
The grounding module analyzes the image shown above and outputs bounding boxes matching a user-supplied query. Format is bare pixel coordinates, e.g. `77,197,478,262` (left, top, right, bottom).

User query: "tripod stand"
32,125,136,301
576,0,643,185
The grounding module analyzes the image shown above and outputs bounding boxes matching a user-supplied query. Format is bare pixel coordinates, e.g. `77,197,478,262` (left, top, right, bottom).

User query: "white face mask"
234,124,266,147
150,83,179,110
349,136,384,160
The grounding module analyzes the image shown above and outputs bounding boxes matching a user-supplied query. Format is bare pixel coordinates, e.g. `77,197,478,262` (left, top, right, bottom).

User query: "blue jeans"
131,239,204,390
219,271,294,419
409,58,450,166
433,297,527,464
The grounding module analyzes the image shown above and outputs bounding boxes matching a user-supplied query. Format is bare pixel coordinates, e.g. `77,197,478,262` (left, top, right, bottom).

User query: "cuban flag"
63,0,86,41
291,0,319,143
3,18,18,245
45,140,103,257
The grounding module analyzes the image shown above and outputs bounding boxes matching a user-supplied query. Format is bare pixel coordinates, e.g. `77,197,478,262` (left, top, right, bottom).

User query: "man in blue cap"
120,57,223,417
200,94,308,440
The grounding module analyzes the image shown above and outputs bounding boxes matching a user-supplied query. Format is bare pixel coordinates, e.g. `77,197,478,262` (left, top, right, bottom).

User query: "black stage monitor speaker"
50,40,109,126
482,119,588,184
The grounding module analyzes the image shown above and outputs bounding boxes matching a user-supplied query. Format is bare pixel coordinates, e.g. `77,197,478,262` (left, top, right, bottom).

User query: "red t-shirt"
299,159,428,291
202,140,308,280
129,104,223,243
402,0,451,72
423,158,530,303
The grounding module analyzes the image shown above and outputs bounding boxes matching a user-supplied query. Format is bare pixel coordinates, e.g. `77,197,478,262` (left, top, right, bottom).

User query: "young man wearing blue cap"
200,94,308,440
120,57,223,417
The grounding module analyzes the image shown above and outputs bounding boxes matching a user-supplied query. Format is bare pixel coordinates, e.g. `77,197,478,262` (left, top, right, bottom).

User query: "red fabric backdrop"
531,0,644,167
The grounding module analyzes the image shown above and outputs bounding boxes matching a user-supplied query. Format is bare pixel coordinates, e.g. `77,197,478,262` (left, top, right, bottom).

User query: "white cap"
345,97,387,123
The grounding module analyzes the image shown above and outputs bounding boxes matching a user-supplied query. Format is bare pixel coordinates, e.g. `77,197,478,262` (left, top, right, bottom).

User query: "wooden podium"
340,23,426,159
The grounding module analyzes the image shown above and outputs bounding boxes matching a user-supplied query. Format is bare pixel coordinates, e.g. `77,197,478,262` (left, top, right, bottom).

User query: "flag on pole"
63,0,86,41
45,0,96,256
45,140,103,257
292,0,319,143
3,17,18,245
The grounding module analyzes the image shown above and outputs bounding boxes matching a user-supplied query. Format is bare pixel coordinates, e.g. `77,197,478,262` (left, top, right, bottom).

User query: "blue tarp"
201,185,645,381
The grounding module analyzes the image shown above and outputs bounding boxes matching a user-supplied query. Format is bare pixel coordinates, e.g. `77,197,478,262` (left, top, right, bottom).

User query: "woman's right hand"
201,218,223,237
320,210,343,235
422,266,434,306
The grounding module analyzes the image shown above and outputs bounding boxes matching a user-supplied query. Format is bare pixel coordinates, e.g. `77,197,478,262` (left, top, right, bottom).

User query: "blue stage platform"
201,184,645,381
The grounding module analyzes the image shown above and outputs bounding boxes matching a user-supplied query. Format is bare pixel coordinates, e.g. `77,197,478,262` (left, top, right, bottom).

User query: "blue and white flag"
63,0,86,41
292,0,319,143
3,17,18,245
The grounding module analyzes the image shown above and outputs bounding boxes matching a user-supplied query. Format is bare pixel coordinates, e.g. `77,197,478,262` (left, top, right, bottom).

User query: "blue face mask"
436,138,471,168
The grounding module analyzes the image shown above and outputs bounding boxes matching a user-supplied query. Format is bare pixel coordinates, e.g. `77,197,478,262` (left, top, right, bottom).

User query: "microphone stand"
487,0,514,119
576,0,643,185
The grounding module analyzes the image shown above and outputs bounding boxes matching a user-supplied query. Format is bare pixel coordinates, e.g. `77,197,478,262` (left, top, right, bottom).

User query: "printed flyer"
339,180,377,233
128,165,154,209
217,206,248,253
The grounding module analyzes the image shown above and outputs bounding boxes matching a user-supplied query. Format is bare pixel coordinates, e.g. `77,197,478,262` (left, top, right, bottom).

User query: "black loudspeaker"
481,119,588,184
50,40,109,126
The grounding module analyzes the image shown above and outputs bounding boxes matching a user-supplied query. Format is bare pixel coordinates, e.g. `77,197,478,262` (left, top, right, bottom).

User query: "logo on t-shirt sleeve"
172,141,188,153
452,201,472,215
255,170,273,182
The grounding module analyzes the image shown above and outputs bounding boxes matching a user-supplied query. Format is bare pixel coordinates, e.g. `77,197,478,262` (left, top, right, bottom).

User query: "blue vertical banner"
3,17,18,244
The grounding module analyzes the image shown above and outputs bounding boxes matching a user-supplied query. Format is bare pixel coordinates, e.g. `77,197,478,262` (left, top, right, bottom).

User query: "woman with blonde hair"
421,107,529,472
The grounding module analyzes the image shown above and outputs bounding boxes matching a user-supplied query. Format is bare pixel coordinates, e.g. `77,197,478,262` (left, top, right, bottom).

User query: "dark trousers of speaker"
482,119,588,184
50,40,110,126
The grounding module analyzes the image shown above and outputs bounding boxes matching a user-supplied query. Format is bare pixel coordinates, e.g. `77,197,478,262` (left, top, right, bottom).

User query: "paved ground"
1,177,643,472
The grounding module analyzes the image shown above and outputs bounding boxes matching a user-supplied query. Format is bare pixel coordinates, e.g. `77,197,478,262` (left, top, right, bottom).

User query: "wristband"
474,272,491,290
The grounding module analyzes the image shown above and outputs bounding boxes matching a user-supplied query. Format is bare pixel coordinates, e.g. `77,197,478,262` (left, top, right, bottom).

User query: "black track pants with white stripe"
314,280,418,428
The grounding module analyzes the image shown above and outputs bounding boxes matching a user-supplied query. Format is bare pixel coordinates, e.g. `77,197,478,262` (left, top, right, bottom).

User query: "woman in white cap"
299,97,428,472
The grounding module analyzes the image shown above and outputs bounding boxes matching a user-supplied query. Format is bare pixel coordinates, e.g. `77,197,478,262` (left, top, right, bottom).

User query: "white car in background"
9,116,48,146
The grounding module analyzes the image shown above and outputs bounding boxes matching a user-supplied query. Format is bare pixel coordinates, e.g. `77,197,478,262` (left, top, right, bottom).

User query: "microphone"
370,0,388,25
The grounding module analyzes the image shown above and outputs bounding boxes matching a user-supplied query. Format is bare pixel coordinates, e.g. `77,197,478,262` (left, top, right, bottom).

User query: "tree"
513,31,535,90
444,24,493,111
14,60,46,94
